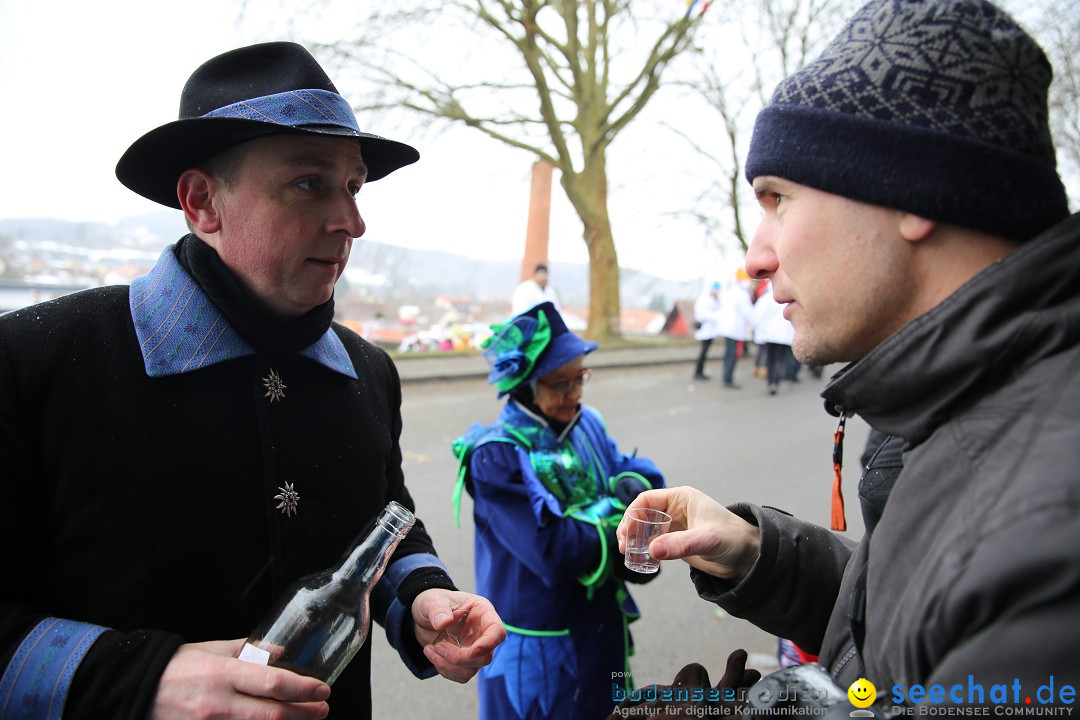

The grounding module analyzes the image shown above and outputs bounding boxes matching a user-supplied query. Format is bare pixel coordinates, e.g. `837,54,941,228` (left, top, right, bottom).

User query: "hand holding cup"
617,487,762,582
623,507,672,573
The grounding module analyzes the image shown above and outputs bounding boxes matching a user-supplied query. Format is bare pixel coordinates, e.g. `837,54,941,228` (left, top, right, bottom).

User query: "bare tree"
678,0,1078,263
669,0,857,255
666,59,754,252
308,0,709,340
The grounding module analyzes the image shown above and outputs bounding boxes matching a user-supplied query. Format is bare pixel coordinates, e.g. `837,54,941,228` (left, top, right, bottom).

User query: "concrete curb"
394,342,703,383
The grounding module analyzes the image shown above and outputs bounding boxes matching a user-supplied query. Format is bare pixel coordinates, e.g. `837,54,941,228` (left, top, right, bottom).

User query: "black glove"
606,650,762,719
718,649,762,694
612,473,651,506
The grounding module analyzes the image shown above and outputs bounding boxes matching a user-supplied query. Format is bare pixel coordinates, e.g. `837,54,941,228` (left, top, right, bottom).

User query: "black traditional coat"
0,245,452,719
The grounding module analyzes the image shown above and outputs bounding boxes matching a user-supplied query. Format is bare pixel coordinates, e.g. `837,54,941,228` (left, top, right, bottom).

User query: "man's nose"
745,220,777,280
330,193,366,238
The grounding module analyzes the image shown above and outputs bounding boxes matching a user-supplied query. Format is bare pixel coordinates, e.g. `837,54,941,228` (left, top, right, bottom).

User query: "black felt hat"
116,41,419,209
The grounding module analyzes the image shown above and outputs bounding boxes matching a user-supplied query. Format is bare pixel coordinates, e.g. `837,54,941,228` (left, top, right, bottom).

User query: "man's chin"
792,339,830,368
793,340,855,368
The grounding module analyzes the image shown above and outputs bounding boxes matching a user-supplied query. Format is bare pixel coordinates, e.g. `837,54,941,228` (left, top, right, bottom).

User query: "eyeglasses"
538,369,592,395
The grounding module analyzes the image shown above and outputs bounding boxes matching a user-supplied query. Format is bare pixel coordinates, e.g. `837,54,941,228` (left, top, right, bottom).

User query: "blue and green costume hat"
482,301,598,398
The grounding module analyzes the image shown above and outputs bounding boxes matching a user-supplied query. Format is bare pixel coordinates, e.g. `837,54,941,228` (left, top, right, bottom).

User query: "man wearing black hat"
618,0,1079,709
0,42,503,719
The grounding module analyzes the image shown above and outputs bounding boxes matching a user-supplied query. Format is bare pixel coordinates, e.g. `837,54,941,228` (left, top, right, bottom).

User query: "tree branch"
603,14,699,146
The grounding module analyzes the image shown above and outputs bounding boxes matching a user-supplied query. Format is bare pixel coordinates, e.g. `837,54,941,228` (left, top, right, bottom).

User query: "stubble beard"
791,328,843,369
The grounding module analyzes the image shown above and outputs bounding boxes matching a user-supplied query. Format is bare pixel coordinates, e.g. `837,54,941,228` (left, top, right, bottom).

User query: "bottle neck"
337,502,414,585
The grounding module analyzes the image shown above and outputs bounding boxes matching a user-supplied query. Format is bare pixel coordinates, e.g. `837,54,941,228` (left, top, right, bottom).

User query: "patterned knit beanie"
744,0,1069,240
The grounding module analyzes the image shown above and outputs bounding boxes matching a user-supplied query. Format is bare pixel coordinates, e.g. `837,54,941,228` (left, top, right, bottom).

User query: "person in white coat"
715,273,756,389
692,282,722,380
511,263,562,315
752,281,796,394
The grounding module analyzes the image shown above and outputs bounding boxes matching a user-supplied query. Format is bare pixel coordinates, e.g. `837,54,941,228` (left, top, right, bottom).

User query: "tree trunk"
561,157,621,342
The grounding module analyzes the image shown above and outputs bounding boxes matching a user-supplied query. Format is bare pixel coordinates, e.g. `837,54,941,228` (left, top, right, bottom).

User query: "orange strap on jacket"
831,414,847,532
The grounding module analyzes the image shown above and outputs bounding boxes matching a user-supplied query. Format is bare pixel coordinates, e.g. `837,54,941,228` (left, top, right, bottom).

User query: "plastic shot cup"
623,508,672,574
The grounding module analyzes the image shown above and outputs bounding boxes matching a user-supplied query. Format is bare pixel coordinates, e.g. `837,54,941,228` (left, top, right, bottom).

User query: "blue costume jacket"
454,399,665,719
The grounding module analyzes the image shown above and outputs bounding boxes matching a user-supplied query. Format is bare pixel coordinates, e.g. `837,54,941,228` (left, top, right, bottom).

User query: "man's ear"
899,213,937,243
177,169,222,234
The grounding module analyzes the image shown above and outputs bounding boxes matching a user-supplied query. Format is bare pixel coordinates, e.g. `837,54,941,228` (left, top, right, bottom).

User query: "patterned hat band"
202,89,361,134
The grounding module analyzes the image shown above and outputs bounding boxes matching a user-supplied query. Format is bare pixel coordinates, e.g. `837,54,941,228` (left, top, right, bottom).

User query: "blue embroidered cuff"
372,553,454,679
383,598,438,679
0,618,108,720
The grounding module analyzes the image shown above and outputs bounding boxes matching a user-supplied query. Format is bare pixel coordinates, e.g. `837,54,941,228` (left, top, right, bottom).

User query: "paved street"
369,355,871,718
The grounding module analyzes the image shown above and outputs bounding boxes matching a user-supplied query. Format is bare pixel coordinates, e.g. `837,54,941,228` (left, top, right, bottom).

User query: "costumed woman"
452,302,666,720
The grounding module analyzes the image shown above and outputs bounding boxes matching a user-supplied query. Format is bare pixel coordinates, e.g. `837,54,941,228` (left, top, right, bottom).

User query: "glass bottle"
237,501,415,684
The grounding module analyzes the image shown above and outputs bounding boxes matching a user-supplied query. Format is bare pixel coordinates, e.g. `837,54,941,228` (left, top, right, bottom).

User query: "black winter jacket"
695,213,1080,705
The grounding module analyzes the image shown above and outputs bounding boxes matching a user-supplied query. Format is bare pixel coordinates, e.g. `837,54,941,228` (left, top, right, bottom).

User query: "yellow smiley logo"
848,678,876,708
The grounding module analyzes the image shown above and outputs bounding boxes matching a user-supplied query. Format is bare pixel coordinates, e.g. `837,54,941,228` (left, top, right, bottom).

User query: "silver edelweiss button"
262,368,286,402
275,482,300,517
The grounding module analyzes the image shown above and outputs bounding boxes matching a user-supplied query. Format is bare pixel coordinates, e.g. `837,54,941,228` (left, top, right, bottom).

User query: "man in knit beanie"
618,0,1080,710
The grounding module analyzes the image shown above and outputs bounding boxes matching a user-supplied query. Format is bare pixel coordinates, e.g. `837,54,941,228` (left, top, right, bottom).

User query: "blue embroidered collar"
129,247,357,379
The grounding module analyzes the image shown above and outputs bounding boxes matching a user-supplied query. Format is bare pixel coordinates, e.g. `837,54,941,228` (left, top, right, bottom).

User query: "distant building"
620,309,666,335
660,300,696,337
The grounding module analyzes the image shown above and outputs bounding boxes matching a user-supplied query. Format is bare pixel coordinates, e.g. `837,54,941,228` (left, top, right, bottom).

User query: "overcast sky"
9,2,1070,287
0,0,740,286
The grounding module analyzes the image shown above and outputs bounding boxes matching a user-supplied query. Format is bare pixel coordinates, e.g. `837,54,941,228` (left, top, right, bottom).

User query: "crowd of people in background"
692,272,808,394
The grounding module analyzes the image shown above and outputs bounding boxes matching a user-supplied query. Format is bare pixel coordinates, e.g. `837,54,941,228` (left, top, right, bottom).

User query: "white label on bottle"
238,643,271,666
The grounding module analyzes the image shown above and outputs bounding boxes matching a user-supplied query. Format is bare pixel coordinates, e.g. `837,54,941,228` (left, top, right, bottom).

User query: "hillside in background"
0,212,700,314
